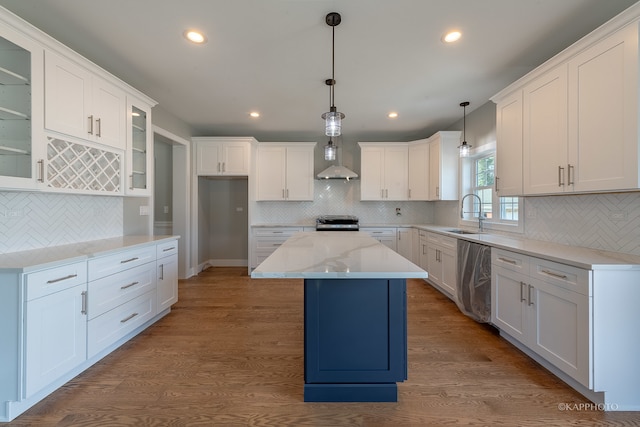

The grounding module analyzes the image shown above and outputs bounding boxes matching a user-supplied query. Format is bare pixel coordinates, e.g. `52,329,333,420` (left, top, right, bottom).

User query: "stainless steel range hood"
316,165,359,180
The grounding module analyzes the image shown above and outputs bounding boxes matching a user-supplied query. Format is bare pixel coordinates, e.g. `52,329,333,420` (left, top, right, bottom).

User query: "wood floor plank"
6,267,640,426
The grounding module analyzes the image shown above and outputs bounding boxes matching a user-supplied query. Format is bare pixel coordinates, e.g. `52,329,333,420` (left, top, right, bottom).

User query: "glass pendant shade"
323,110,344,137
459,141,471,158
324,141,337,160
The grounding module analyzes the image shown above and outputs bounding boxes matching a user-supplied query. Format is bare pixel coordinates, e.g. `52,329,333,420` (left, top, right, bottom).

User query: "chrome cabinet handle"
436,186,440,198
286,189,289,199
47,274,78,284
37,159,45,183
495,176,500,192
129,174,134,190
162,247,175,252
558,166,565,187
95,118,101,137
88,115,94,135
381,189,384,199
528,284,534,306
159,264,164,280
498,257,517,265
520,282,526,302
120,281,139,290
408,189,412,199
217,162,221,172
81,291,87,315
541,269,568,280
568,164,574,186
120,312,139,323
120,257,139,264
222,162,225,173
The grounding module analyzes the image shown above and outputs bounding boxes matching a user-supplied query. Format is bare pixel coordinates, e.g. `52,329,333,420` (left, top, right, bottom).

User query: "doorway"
153,126,191,279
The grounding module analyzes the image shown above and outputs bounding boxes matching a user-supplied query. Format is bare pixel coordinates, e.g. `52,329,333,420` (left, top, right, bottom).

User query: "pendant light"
324,137,337,161
458,101,471,157
321,12,345,139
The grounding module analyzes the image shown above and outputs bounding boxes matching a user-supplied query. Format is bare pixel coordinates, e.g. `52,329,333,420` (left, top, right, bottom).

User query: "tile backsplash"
524,192,640,256
251,180,434,226
0,191,123,254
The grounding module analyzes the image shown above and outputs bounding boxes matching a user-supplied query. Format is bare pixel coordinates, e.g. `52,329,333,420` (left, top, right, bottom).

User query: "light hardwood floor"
8,267,639,426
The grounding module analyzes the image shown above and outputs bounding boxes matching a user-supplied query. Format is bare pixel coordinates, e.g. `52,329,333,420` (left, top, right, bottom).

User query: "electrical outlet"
163,206,169,214
139,205,150,216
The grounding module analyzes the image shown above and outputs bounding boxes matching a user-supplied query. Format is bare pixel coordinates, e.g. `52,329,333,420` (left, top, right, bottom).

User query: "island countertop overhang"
251,231,428,279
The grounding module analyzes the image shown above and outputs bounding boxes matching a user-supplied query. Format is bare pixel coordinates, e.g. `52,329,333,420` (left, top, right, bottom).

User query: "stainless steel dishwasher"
456,240,491,323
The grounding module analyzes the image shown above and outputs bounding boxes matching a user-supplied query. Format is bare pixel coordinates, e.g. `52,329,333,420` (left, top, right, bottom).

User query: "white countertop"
251,231,428,279
0,235,179,273
252,222,640,270
417,225,640,270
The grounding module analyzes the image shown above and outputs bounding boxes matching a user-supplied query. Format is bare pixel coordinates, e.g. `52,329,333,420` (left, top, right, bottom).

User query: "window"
461,146,522,232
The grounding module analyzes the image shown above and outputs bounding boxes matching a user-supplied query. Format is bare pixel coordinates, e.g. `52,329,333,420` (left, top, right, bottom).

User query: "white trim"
152,126,192,279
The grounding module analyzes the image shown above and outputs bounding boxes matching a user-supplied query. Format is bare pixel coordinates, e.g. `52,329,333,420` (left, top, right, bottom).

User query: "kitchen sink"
445,229,479,235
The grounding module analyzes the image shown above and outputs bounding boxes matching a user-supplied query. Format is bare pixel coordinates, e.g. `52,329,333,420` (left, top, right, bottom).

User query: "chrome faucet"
460,193,484,232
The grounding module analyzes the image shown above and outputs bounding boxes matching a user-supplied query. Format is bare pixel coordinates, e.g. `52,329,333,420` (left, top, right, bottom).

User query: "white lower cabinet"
425,232,457,299
251,227,303,269
361,227,397,251
396,227,415,262
492,248,590,387
24,261,88,397
157,241,179,312
0,237,179,422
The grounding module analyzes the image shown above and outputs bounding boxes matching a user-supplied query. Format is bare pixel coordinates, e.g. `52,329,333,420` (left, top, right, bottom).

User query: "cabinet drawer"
531,257,591,296
492,248,529,274
88,262,156,319
26,261,87,301
253,227,303,237
88,246,156,281
256,241,286,252
157,240,178,259
87,290,156,358
361,227,396,238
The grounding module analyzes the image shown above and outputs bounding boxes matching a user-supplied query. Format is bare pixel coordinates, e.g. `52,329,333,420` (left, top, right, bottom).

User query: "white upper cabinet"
523,64,569,194
255,142,315,201
359,142,408,201
567,23,639,193
125,96,153,196
0,18,45,190
44,50,126,150
495,90,523,196
408,140,429,200
493,14,640,195
194,137,252,176
427,131,460,201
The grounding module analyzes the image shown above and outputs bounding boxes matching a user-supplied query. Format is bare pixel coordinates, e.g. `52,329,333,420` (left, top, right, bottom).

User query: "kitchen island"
251,231,427,402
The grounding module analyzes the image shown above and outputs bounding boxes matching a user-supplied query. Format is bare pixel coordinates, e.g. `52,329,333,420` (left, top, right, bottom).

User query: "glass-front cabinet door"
0,23,44,189
126,96,152,196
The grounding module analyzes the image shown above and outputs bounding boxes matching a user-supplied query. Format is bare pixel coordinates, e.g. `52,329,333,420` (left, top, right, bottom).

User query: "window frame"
459,142,524,234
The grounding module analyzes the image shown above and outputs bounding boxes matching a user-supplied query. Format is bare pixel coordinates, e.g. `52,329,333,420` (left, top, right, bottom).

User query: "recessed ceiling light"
388,112,399,119
250,112,260,118
442,30,462,43
184,30,207,44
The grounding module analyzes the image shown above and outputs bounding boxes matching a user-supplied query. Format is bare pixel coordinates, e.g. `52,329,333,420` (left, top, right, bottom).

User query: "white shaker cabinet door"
25,284,87,397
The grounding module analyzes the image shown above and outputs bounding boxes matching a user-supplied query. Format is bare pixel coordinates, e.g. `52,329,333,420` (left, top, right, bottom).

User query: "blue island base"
304,383,398,402
304,278,408,403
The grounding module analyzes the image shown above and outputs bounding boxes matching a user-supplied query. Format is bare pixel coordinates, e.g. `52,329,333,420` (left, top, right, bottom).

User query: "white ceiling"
1,0,638,144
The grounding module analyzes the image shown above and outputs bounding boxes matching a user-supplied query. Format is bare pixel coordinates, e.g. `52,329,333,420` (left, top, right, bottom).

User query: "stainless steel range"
315,215,359,231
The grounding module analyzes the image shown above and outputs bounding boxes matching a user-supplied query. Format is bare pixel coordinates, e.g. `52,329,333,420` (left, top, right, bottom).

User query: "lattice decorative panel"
47,137,121,193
